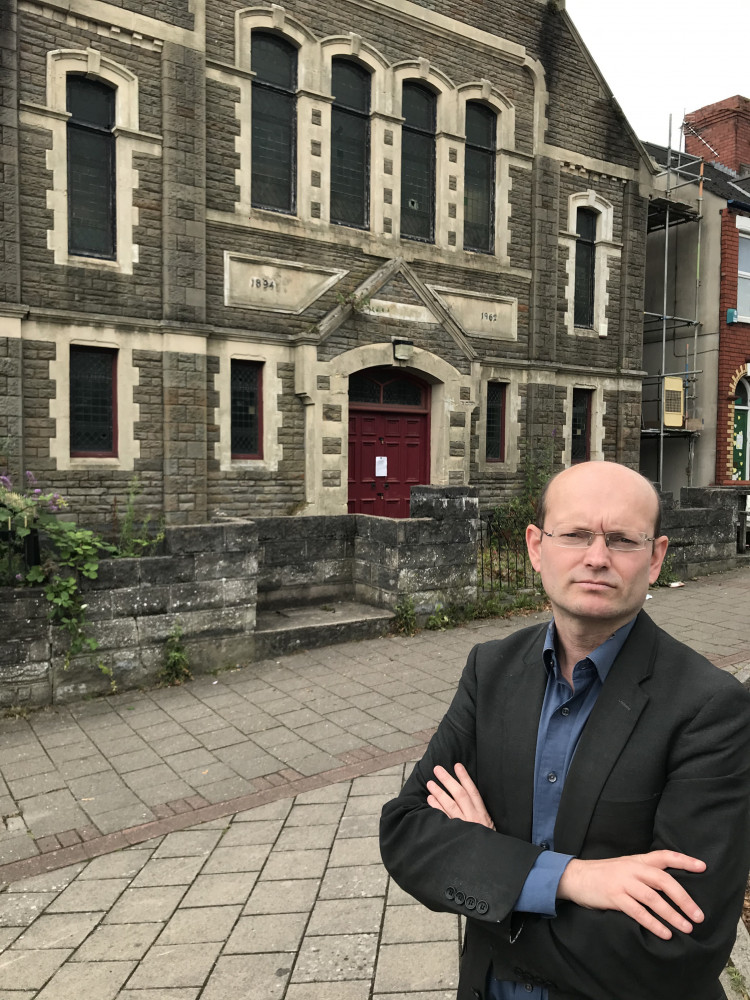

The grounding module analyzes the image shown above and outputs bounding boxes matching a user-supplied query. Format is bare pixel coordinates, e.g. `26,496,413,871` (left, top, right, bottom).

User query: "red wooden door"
348,409,429,517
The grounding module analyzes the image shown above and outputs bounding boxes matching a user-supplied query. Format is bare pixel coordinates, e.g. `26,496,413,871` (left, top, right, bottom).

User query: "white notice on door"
375,456,387,477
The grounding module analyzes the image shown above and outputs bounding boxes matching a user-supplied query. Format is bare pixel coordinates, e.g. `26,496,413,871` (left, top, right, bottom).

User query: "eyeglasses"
540,525,655,551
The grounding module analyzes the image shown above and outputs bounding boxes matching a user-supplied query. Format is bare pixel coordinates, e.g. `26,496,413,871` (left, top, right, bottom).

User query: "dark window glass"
400,83,435,242
574,207,597,327
571,388,592,464
70,347,116,455
252,32,297,213
66,76,116,258
349,369,424,407
231,361,263,458
464,102,495,253
331,60,370,228
486,382,505,462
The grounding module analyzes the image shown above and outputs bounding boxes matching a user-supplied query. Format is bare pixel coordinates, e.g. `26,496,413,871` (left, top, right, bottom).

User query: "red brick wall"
685,96,750,173
715,208,750,483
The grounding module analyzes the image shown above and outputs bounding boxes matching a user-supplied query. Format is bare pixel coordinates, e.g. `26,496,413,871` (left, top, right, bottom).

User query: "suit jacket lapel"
553,611,656,856
498,624,548,841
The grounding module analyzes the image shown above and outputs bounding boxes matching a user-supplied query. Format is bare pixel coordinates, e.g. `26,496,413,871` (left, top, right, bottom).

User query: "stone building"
0,0,651,525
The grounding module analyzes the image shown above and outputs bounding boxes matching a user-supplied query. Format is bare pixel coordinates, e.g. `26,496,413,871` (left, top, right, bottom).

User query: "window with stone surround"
485,382,506,462
739,234,750,321
330,59,370,229
67,75,116,259
571,388,592,464
561,191,618,339
251,31,297,214
400,82,436,242
231,360,263,459
69,346,117,457
574,207,597,328
464,102,496,254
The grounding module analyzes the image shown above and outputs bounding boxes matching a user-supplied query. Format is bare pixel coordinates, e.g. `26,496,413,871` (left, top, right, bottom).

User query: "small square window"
70,346,117,457
231,360,263,459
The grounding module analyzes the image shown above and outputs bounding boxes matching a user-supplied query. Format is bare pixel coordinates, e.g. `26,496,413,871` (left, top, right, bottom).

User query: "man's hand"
426,763,496,830
557,851,706,940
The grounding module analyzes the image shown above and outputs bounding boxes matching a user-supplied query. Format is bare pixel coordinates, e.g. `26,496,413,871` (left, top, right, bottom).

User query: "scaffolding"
641,117,705,488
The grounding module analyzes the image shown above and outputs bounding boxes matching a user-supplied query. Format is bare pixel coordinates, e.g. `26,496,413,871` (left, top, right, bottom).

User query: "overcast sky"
565,0,750,147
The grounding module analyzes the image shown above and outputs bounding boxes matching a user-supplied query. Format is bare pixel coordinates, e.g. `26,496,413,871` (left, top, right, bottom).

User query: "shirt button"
547,771,557,783
561,706,570,717
539,841,549,850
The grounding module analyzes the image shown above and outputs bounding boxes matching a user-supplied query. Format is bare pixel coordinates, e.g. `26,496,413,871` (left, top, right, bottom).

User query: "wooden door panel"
348,406,428,517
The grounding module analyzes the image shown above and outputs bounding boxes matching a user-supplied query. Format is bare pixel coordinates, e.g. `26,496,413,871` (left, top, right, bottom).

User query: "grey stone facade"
1,0,651,524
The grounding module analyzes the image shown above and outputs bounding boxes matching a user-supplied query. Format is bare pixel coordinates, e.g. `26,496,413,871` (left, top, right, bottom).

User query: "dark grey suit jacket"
380,612,750,1000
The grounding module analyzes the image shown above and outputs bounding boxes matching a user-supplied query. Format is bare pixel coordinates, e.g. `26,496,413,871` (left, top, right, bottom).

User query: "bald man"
380,461,750,1000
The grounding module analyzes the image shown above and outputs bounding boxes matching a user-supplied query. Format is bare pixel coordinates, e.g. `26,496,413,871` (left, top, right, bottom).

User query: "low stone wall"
661,487,737,578
0,488,478,707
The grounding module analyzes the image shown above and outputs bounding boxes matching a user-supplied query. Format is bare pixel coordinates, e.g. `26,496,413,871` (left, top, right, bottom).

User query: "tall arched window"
574,207,598,328
67,76,116,258
251,32,297,213
464,102,495,253
330,59,370,229
400,83,435,242
733,378,750,480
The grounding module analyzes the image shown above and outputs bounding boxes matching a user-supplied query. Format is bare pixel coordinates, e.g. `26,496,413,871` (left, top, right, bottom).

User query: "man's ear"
526,523,542,572
648,535,669,585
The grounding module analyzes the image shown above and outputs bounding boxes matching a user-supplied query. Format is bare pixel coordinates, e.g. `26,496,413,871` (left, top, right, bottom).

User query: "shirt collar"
543,616,637,684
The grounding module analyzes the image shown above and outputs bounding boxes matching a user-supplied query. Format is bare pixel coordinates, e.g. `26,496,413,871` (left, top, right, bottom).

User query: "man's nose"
583,534,611,565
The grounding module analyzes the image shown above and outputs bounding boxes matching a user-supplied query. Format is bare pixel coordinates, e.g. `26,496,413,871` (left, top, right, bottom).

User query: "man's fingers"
428,765,495,829
641,850,707,874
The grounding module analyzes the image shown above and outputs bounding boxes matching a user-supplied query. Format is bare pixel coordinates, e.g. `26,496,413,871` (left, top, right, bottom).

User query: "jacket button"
525,984,534,993
476,899,489,914
472,990,482,999
455,890,465,905
444,886,456,901
465,895,476,910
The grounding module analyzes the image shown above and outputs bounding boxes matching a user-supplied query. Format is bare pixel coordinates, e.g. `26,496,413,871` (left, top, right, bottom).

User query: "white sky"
565,0,750,147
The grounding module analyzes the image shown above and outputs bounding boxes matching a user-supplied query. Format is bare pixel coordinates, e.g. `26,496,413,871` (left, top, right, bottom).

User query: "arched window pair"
250,32,497,252
251,31,370,227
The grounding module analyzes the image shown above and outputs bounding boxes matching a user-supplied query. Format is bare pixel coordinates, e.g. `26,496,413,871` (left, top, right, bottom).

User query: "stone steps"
254,599,394,659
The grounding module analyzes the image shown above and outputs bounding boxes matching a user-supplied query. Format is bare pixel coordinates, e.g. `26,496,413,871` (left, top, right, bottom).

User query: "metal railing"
477,515,541,593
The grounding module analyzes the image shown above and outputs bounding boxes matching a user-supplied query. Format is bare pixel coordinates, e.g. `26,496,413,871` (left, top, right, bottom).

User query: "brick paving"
1,564,750,996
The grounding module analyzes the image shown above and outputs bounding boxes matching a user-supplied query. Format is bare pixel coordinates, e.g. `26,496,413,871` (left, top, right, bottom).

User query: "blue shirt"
488,617,636,1000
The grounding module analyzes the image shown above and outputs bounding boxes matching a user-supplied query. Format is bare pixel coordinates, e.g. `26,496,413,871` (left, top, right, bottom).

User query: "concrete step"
255,600,395,659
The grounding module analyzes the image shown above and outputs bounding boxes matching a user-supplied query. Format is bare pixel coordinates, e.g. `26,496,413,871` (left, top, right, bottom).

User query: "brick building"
640,96,750,494
0,0,651,526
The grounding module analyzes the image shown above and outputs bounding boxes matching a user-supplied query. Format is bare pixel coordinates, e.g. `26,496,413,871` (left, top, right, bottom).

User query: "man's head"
525,461,668,633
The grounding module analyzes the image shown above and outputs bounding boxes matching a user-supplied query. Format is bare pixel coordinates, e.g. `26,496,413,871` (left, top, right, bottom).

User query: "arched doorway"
347,367,430,517
732,378,750,481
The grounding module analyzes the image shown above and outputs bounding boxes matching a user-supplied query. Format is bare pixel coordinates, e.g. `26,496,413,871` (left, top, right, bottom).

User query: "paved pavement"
1,565,750,997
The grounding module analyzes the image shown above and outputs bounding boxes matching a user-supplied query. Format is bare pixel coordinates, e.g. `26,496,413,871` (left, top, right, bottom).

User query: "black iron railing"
477,515,540,593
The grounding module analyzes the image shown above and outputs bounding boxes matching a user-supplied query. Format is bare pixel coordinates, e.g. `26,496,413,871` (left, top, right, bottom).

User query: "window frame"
463,101,496,255
571,388,592,465
485,381,506,463
251,31,298,216
69,345,118,459
330,58,371,230
400,82,437,244
574,207,598,329
231,359,264,460
738,233,750,321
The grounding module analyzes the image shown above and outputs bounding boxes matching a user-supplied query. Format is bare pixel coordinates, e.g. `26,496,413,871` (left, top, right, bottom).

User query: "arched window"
733,378,750,481
574,207,598,328
66,76,116,258
251,32,297,213
464,102,495,253
400,83,435,242
330,59,370,229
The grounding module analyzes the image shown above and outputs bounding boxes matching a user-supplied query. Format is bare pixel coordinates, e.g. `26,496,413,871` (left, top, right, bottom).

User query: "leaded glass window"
571,388,592,464
231,360,263,458
67,76,116,258
400,83,435,242
464,102,495,253
252,32,297,213
348,374,381,404
574,208,597,328
486,382,505,462
331,59,370,229
70,347,116,455
349,369,425,407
